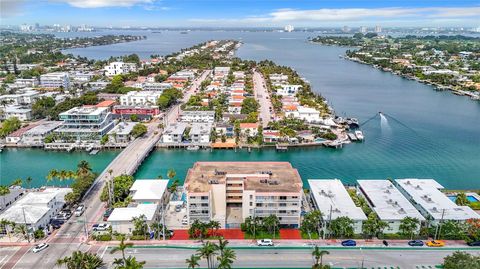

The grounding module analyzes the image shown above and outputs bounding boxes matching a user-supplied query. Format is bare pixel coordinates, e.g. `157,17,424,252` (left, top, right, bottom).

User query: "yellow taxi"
426,240,445,247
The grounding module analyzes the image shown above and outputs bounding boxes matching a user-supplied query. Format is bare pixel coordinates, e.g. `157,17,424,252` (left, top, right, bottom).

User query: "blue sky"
2,0,480,27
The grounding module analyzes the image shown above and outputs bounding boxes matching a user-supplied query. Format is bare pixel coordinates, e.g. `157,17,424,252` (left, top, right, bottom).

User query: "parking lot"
165,203,189,229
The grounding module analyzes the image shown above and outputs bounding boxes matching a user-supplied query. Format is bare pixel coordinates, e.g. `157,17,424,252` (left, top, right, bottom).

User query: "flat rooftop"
308,179,367,221
357,180,425,221
395,179,480,221
108,204,157,222
130,179,169,201
185,162,303,193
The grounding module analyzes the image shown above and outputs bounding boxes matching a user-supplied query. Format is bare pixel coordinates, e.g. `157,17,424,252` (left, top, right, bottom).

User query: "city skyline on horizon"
1,0,480,28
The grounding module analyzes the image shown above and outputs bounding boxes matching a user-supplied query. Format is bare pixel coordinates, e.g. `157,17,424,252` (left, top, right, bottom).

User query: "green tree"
0,117,21,138
329,216,355,238
56,251,105,269
399,217,420,240
240,97,259,114
312,246,330,269
131,123,147,138
455,192,470,206
110,237,133,263
442,251,480,269
131,214,148,239
185,254,201,269
263,214,280,237
301,210,322,239
362,213,389,238
9,178,22,187
217,248,236,269
197,241,218,269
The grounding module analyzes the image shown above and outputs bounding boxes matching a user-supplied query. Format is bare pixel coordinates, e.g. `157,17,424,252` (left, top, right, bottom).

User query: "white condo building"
308,179,367,234
357,180,425,234
395,179,480,224
179,111,215,123
185,162,303,228
104,62,137,76
40,72,70,89
120,91,161,106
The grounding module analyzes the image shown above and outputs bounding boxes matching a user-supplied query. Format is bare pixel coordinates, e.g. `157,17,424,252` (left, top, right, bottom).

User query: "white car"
74,205,85,217
32,243,49,253
257,239,274,246
92,223,110,231
181,216,188,225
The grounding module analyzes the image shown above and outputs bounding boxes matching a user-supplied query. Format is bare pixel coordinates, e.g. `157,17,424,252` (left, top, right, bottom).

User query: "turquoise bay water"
1,31,479,189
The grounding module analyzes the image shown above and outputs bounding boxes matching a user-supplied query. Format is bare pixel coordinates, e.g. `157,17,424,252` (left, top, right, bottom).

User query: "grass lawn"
244,231,280,239
301,231,320,240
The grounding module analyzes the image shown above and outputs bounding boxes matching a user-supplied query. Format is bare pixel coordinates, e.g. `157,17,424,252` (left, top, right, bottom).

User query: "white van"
74,205,85,217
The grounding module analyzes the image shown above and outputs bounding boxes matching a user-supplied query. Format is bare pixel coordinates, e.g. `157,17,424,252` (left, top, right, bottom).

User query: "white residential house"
2,106,32,121
285,106,321,123
40,72,70,89
119,91,161,106
162,123,187,143
308,179,367,234
357,180,425,234
276,84,302,97
0,188,72,230
179,111,215,123
130,179,170,204
21,121,62,146
107,204,159,234
189,123,212,144
104,62,137,76
107,122,136,144
141,82,172,91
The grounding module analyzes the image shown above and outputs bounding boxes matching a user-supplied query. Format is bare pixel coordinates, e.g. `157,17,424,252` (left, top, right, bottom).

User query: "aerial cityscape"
0,0,479,268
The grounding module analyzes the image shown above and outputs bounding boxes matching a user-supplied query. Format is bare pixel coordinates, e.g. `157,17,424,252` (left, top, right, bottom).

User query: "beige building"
184,162,303,228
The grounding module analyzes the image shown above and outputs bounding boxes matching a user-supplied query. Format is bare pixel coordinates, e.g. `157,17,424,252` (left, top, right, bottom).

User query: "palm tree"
10,178,22,187
115,256,145,269
169,179,179,193
0,186,10,196
46,169,59,186
77,160,92,177
217,248,236,269
209,220,221,237
167,168,176,180
185,254,201,269
56,250,104,269
263,215,280,238
25,177,33,189
14,224,29,242
110,237,133,262
455,192,469,206
197,241,218,269
131,214,148,239
0,219,14,241
399,217,420,240
217,238,229,255
312,246,329,268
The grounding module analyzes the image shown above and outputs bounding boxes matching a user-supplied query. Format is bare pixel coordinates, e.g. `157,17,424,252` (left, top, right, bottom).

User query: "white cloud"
189,6,480,26
53,0,154,8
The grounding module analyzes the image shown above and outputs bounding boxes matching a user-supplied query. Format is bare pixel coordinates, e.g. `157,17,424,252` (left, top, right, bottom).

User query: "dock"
276,144,288,151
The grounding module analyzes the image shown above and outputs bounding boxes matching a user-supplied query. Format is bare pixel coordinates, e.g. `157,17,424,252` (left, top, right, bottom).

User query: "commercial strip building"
107,204,159,234
357,180,425,234
0,188,71,230
308,179,367,234
184,162,303,228
395,179,480,224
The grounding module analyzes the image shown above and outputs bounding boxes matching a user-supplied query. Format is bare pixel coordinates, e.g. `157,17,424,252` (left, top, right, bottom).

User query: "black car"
467,241,480,246
408,240,424,247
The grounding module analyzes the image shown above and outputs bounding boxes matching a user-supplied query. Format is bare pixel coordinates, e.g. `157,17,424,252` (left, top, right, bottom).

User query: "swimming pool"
447,195,479,202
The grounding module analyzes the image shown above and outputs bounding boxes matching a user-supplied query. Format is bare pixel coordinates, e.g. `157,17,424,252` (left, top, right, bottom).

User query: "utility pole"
21,207,30,243
162,204,166,241
434,209,446,241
